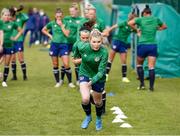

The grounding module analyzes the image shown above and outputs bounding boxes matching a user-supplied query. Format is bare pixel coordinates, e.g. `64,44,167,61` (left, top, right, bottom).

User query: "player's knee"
94,100,102,106
53,62,58,67
64,63,69,69
82,98,90,105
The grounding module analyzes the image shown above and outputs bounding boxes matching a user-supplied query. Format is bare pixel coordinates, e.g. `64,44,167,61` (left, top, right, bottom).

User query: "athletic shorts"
13,41,24,53
68,43,73,53
111,40,129,53
3,47,14,55
0,52,3,58
49,42,69,57
79,75,105,93
137,44,157,58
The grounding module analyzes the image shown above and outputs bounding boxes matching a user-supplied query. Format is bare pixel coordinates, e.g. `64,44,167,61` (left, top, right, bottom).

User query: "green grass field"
0,44,180,135
0,0,180,135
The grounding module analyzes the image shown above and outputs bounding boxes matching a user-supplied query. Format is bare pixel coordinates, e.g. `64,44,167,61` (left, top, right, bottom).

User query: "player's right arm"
42,22,52,40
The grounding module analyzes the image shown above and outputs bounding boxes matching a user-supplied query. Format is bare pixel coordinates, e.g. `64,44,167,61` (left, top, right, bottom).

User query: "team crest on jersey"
79,76,84,81
76,20,80,24
17,18,20,22
94,57,100,62
8,25,12,29
125,26,128,29
69,20,72,23
94,24,98,28
84,54,87,57
54,24,57,27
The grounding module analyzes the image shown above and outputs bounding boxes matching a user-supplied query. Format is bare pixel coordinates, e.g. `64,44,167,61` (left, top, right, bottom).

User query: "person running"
73,29,108,131
9,5,28,81
42,8,75,88
128,5,167,91
1,8,23,87
105,13,137,83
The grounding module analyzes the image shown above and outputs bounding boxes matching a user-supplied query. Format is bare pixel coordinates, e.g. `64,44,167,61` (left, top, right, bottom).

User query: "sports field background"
0,0,180,135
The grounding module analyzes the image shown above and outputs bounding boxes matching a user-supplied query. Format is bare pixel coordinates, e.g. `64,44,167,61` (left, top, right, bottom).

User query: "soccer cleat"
76,81,79,86
96,117,102,131
106,74,109,81
149,87,154,92
137,85,145,90
2,81,8,87
81,115,92,129
122,77,130,83
11,76,17,80
68,82,76,88
54,82,61,88
59,80,63,85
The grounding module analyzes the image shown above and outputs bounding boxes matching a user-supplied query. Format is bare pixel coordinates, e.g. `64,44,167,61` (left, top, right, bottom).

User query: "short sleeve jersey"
46,20,69,44
113,21,132,44
135,16,163,44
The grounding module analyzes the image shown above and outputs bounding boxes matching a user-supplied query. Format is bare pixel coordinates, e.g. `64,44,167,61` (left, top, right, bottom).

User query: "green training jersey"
76,17,105,40
72,40,89,67
113,21,132,44
93,18,105,32
2,21,18,48
46,20,69,44
64,16,83,44
74,42,108,84
0,19,3,30
13,13,28,42
135,16,163,45
72,40,85,58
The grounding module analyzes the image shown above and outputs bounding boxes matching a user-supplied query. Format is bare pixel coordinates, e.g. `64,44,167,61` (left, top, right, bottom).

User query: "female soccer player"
62,4,83,85
0,19,3,79
128,5,167,91
73,29,108,131
42,8,75,88
72,26,90,64
10,5,28,81
105,13,137,83
1,8,22,87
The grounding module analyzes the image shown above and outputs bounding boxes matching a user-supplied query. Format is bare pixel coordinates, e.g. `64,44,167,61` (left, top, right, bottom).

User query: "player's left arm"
13,27,23,41
157,18,167,31
128,18,141,36
158,23,167,30
57,20,70,37
11,23,23,41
